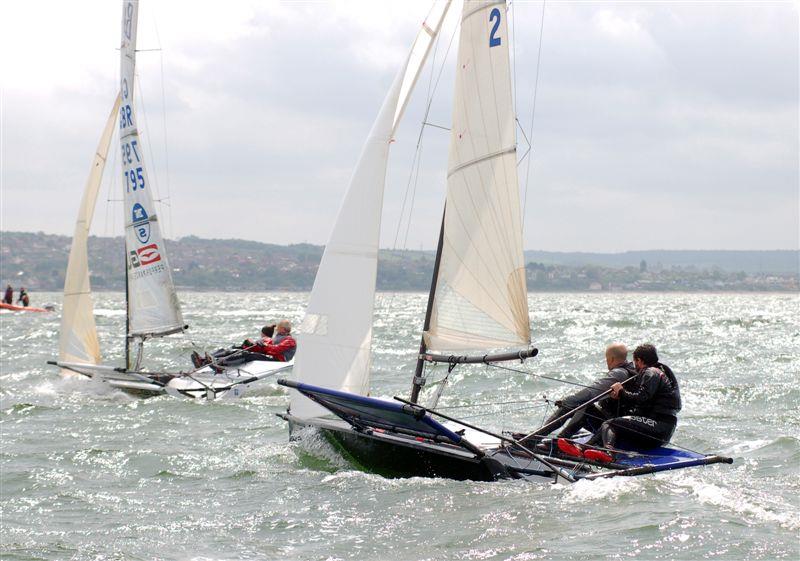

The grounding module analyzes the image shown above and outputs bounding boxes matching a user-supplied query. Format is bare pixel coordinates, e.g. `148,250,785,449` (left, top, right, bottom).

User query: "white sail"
291,1,452,419
424,0,531,352
120,0,184,337
58,93,122,368
393,0,452,131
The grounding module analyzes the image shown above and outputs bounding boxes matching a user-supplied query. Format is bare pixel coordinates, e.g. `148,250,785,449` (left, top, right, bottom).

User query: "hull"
283,414,559,483
165,359,293,399
52,359,293,399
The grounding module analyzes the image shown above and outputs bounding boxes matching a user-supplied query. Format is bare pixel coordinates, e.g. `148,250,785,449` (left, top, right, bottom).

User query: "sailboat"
278,0,731,482
48,0,292,400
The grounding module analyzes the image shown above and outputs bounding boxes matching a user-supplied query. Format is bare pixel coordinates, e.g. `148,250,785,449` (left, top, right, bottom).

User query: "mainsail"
423,0,530,352
291,1,452,419
58,93,122,367
120,0,184,337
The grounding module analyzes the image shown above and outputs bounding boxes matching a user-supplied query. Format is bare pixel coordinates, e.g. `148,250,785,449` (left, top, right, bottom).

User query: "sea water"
1,292,798,560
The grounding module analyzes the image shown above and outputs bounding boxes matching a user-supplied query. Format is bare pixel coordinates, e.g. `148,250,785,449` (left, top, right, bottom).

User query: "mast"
124,251,131,370
120,0,185,342
410,209,445,403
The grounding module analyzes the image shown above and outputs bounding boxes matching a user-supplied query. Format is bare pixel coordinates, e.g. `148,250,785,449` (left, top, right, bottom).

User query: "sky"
0,0,797,252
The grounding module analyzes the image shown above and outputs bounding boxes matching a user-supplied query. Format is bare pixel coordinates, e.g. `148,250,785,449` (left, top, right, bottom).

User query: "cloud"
1,0,797,252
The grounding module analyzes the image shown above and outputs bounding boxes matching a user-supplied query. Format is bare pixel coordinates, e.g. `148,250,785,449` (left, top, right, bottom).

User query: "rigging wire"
134,68,170,239
485,361,598,390
103,128,120,238
458,402,547,420
392,17,460,252
521,0,546,228
437,398,545,410
151,9,175,241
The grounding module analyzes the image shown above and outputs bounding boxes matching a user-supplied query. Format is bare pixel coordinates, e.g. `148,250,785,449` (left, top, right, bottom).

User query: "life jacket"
271,333,297,361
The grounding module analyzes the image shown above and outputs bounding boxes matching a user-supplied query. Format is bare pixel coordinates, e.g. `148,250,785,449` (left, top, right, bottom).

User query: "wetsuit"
591,363,681,450
3,287,12,304
534,361,638,438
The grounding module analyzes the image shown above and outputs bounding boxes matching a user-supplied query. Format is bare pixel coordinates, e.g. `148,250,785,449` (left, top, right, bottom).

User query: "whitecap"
562,475,643,503
670,475,800,531
93,308,126,317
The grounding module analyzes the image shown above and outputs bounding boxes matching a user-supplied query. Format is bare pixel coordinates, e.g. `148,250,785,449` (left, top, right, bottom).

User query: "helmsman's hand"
610,382,623,399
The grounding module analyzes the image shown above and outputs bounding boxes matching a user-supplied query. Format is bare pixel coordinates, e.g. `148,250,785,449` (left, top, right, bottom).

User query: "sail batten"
424,0,530,353
58,94,122,369
120,0,184,338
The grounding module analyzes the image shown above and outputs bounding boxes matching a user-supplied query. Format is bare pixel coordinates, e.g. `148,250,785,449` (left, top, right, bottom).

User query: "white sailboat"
278,0,731,481
50,0,292,399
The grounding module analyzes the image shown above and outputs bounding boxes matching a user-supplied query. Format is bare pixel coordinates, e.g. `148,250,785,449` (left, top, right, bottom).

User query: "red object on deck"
557,438,585,458
584,448,614,463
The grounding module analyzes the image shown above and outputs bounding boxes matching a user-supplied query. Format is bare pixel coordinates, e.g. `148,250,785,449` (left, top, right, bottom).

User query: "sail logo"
137,244,162,266
131,203,150,243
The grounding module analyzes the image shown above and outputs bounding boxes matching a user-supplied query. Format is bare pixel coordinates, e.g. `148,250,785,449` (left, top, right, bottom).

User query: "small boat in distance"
0,302,54,313
48,0,292,400
278,0,732,482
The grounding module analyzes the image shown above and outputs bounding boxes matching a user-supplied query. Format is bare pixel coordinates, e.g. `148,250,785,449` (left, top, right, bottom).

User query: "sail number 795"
125,167,145,192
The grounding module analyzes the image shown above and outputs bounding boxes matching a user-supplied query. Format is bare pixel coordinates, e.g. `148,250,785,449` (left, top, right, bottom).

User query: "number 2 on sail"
489,8,501,47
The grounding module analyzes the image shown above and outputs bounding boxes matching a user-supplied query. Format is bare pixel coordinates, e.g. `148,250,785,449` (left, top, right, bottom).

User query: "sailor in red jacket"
247,319,296,361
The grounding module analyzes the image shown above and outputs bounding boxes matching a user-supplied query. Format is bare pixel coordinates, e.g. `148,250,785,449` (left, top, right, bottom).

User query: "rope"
521,0,546,228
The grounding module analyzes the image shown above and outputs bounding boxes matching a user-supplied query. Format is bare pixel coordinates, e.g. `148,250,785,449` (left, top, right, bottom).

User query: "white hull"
54,360,293,400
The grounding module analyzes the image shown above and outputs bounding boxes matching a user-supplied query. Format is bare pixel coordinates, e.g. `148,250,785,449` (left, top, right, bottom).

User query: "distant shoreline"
2,231,797,293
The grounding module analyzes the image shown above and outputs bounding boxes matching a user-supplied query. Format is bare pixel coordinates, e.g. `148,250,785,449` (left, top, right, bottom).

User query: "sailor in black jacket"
590,343,682,449
530,343,638,439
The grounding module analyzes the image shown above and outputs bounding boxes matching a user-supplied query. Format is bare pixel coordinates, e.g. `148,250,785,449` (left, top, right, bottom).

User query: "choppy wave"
1,291,798,560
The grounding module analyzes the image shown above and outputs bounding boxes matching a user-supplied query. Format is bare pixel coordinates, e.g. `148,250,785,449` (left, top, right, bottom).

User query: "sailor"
588,343,682,450
524,343,637,441
242,324,275,349
3,285,12,304
17,287,29,307
191,324,276,368
248,319,296,362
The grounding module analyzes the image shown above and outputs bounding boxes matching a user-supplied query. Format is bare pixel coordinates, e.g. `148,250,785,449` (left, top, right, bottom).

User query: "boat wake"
562,476,645,503
36,375,136,403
